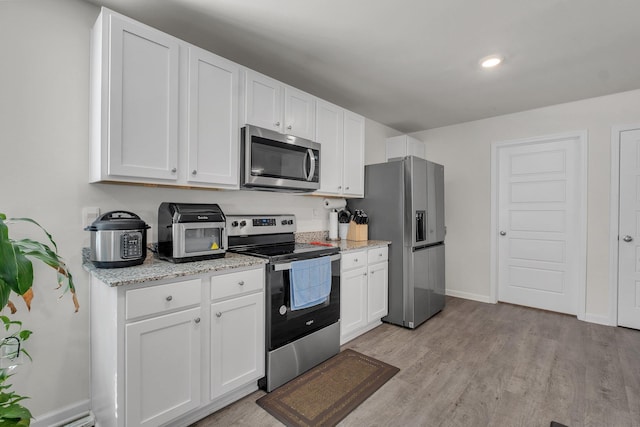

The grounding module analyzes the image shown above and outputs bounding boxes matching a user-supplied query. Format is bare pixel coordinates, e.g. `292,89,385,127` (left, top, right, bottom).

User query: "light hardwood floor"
192,297,640,426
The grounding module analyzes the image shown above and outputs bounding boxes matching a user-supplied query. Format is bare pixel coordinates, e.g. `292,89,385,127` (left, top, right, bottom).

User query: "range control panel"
226,215,296,236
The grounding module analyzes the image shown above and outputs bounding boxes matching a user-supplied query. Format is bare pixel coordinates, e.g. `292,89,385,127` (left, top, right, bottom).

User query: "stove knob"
281,219,287,225
288,220,294,225
231,221,238,227
240,220,247,227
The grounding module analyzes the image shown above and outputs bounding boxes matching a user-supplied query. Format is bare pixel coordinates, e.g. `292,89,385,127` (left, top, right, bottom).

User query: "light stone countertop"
82,248,267,287
295,231,390,253
83,232,389,287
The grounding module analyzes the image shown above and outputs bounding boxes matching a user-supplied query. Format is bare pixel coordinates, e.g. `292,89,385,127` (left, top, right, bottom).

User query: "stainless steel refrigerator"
350,156,445,329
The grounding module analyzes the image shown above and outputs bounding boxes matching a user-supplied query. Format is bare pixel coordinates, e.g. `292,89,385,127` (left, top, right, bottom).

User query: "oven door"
266,253,340,351
242,125,320,191
172,222,227,258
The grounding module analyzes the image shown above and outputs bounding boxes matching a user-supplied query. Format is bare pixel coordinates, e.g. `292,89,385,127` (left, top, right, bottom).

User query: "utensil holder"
346,221,368,241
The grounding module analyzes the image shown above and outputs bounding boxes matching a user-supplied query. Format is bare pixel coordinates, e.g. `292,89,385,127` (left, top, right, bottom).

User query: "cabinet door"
211,292,264,399
315,100,344,194
342,111,365,197
108,14,179,180
187,46,240,187
125,307,201,427
244,71,283,132
284,86,315,140
340,266,368,342
367,261,388,322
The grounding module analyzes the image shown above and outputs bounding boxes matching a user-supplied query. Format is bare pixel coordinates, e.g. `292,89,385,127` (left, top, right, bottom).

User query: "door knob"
499,231,507,236
623,235,633,242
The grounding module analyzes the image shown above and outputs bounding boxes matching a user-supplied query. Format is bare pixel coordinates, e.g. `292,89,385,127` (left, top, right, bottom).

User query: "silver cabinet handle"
346,186,350,190
623,235,633,242
338,186,342,190
171,168,177,173
216,312,222,318
354,258,358,262
275,121,280,127
287,125,292,130
194,317,201,324
371,271,375,275
166,295,173,301
379,253,383,257
238,280,245,286
499,231,506,236
192,170,197,175
363,272,367,276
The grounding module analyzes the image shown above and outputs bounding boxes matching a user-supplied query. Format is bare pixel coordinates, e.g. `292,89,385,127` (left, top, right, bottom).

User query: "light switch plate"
82,207,100,228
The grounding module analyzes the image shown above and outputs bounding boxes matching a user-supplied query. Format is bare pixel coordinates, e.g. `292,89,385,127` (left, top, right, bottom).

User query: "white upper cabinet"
343,111,365,197
244,70,283,132
243,69,316,140
386,134,425,161
315,100,344,194
186,45,240,188
90,8,240,189
284,86,315,140
93,11,180,181
315,101,365,197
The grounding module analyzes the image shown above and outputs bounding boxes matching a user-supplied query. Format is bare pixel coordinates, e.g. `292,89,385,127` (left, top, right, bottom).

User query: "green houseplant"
0,213,77,426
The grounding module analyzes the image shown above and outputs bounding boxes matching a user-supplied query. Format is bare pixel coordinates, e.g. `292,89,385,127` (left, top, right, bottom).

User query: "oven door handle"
272,253,341,271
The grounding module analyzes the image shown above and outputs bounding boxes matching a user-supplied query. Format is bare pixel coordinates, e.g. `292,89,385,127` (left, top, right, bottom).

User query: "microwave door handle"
303,149,309,180
306,149,316,181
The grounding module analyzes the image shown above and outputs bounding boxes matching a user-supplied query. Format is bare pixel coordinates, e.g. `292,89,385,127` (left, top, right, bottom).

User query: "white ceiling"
85,0,640,133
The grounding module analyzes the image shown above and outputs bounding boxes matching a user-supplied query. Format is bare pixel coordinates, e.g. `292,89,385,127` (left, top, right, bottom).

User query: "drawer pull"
166,295,173,302
216,312,222,318
194,317,201,324
379,253,383,257
354,258,358,262
238,280,245,286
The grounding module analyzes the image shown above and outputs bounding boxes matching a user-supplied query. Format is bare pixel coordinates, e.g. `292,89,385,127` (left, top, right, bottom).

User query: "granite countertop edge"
82,248,267,287
83,238,390,287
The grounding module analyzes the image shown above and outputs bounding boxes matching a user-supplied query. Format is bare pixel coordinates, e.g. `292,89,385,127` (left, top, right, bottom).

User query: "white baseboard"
583,312,614,326
446,289,494,304
32,399,91,427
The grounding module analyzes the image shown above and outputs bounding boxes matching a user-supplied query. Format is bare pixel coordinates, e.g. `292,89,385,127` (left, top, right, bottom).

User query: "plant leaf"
12,254,33,297
0,402,32,420
20,290,33,312
0,281,10,314
8,217,57,253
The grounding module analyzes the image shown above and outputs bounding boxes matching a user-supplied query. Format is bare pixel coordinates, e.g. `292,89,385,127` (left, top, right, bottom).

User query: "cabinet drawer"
341,250,367,271
368,246,388,264
211,268,263,301
126,279,201,320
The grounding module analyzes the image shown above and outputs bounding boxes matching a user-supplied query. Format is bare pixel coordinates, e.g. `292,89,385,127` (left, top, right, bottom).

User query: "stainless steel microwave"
241,125,320,192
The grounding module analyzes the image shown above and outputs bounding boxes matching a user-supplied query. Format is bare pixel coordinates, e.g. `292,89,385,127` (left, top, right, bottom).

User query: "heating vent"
62,413,95,427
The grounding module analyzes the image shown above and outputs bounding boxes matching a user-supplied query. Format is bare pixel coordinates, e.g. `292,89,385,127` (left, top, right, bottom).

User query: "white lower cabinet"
90,265,265,427
340,246,389,344
125,307,202,427
211,292,264,399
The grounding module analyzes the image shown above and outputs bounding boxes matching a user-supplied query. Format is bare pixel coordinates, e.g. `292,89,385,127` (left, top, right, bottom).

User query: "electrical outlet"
82,207,100,228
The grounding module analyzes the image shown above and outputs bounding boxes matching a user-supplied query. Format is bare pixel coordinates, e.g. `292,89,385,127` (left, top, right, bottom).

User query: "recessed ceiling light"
480,55,503,68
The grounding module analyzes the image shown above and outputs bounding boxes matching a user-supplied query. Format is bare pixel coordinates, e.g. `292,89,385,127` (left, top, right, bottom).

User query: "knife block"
346,221,368,241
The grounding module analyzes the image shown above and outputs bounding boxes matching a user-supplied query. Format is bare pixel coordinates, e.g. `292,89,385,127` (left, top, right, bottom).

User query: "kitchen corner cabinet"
340,246,389,344
90,8,240,189
242,69,316,140
315,100,365,197
386,134,425,161
90,266,264,427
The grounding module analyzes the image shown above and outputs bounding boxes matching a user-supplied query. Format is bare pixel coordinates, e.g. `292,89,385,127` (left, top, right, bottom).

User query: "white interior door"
618,129,640,329
496,135,584,314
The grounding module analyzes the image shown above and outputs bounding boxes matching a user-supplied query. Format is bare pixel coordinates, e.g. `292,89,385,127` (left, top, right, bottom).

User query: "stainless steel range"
226,214,341,391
